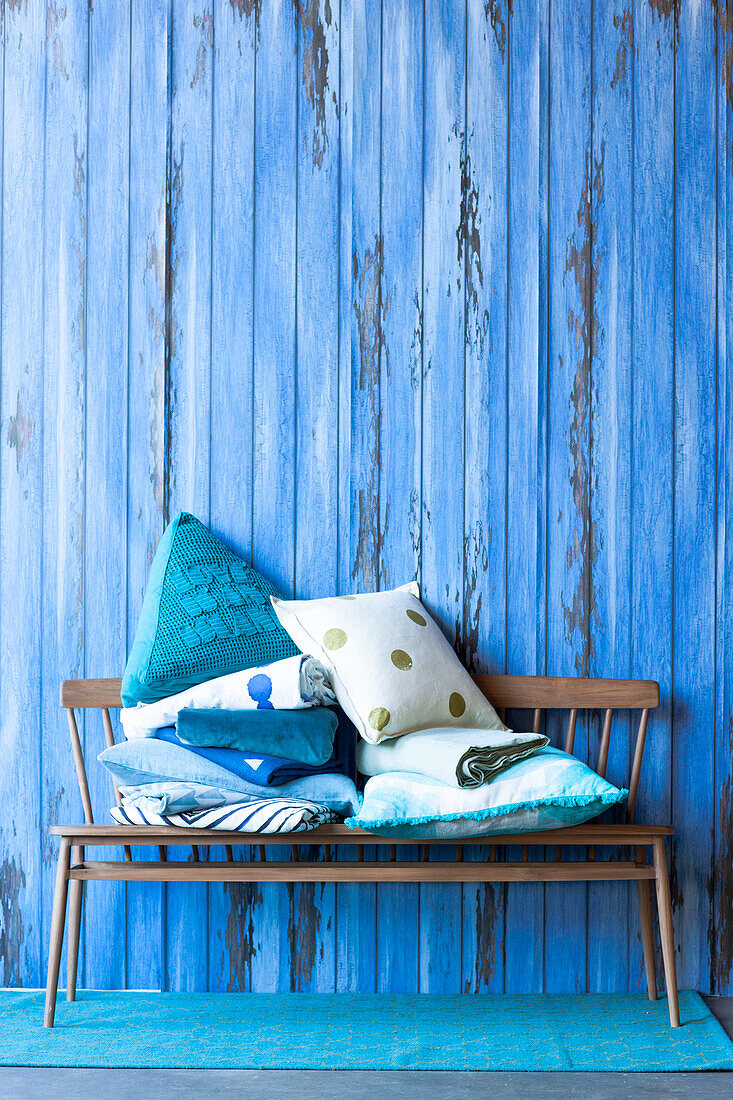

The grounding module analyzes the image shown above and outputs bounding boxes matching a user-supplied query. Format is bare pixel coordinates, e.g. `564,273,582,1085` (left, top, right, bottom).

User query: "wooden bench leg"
635,846,657,1001
66,857,84,1003
45,836,72,1028
653,836,680,1028
636,879,658,1001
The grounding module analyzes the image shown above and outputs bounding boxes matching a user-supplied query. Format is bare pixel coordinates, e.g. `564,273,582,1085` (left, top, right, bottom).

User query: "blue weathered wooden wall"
1,0,732,995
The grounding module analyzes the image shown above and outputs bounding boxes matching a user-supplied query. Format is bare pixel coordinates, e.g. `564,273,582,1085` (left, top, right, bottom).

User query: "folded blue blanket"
99,736,360,817
176,706,338,766
157,727,346,787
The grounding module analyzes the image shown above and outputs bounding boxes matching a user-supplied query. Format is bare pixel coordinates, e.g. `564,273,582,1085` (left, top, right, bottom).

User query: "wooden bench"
45,674,680,1028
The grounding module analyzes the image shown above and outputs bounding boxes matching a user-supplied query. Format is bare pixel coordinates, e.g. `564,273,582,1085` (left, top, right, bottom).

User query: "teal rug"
0,990,731,1071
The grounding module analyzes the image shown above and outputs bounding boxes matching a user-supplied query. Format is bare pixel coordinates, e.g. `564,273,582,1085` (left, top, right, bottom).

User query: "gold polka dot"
323,627,347,651
406,608,427,626
449,692,466,718
391,649,413,671
368,706,391,732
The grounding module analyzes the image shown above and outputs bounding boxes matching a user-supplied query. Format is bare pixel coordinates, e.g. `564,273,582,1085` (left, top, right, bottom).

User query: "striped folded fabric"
110,798,336,834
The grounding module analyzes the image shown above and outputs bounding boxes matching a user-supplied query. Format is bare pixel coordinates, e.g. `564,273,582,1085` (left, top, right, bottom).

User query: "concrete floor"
0,997,731,1099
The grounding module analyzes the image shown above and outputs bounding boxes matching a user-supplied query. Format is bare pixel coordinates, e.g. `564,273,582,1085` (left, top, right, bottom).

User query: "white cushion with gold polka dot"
271,582,507,743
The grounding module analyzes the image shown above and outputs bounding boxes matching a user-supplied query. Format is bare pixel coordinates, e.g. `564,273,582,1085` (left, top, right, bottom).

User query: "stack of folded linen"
101,513,360,835
269,581,629,839
101,654,360,832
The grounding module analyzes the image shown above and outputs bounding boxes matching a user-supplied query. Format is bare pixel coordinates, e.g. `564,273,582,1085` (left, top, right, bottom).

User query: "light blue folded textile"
100,737,360,816
345,747,627,839
118,781,247,814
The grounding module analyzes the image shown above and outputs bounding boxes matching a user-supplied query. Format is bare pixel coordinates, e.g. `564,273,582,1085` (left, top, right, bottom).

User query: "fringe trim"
343,790,628,831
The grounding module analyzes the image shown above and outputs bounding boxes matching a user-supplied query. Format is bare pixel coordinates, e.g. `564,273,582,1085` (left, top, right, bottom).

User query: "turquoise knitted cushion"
121,513,299,706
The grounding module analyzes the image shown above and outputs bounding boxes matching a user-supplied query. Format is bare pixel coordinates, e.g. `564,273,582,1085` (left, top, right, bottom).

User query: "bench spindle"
101,708,132,862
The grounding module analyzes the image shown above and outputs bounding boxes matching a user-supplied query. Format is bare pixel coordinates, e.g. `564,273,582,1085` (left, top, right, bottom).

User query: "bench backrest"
59,674,660,826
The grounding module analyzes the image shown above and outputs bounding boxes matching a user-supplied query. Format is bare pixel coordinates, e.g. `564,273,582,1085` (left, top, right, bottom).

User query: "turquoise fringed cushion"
345,746,627,839
121,513,299,707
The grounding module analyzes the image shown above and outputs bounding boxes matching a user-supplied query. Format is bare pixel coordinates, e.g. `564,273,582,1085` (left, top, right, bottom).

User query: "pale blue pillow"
345,746,627,839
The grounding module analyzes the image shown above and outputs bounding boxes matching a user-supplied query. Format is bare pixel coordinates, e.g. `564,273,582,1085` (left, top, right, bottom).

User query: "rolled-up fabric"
110,799,336,834
120,654,335,740
177,706,338,766
356,727,549,789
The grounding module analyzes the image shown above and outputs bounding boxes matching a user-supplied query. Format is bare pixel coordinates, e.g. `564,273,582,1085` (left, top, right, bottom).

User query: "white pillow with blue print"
345,746,627,839
120,653,335,740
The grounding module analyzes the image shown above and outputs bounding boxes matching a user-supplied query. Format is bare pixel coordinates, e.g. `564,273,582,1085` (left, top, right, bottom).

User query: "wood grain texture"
629,0,674,994
337,0,380,994
586,0,634,994
1,0,45,990
83,0,131,990
420,0,465,994
460,0,509,997
249,0,298,995
52,821,676,843
673,0,717,994
715,0,733,998
291,0,342,992
126,0,170,993
41,0,88,992
165,0,214,993
374,0,423,994
503,0,547,995
544,0,592,994
207,0,257,997
3,0,732,997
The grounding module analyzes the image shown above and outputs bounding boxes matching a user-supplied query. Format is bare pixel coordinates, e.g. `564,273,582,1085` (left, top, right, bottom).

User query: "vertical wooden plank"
206,0,257,996
337,0,353,601
83,0,131,990
126,0,170,992
420,0,465,994
209,0,255,556
0,0,44,988
586,0,633,993
673,0,716,993
543,0,591,993
165,0,214,992
349,0,381,596
249,0,298,993
375,0,423,993
629,0,674,995
336,0,378,994
504,0,547,994
714,1,733,998
295,0,340,603
41,0,88,990
460,0,508,996
334,0,372,996
292,0,341,990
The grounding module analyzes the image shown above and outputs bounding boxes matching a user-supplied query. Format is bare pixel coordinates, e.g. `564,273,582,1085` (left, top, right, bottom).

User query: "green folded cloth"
176,707,338,767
